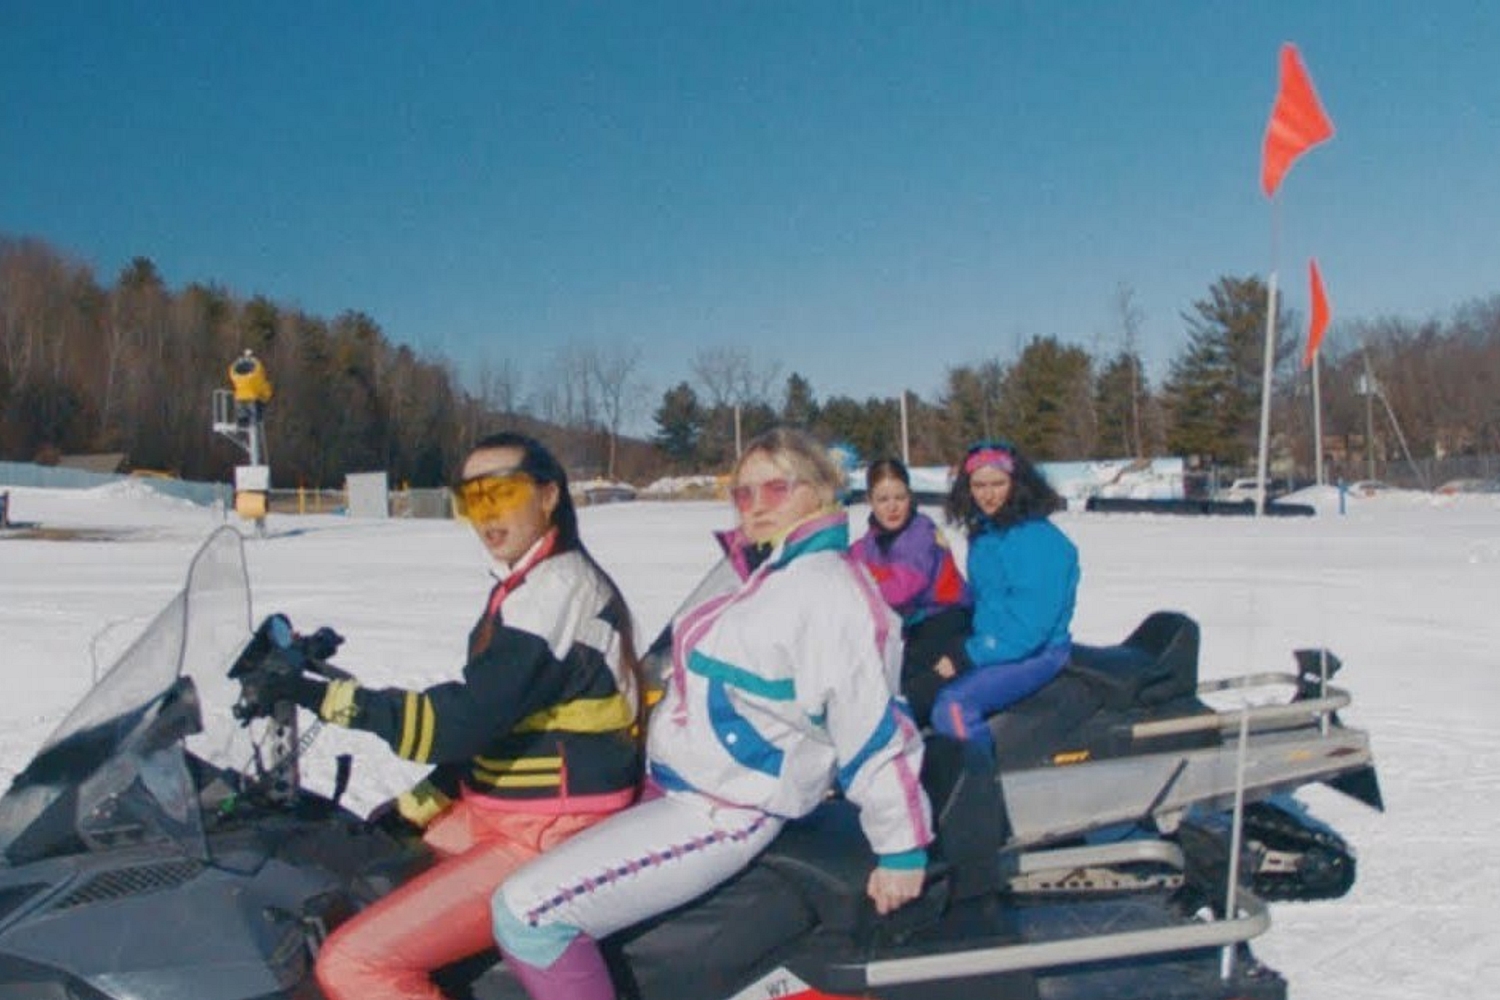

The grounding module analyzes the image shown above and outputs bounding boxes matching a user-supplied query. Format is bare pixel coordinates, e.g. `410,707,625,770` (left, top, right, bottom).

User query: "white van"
1217,478,1265,503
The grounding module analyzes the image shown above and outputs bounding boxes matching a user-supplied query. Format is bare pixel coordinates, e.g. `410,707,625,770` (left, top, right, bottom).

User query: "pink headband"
964,447,1014,476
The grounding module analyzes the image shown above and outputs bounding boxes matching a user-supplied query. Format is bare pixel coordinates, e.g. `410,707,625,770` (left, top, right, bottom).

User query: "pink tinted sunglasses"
730,477,798,512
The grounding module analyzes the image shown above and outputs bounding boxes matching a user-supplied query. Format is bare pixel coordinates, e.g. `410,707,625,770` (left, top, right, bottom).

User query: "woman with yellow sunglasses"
270,431,643,1000
492,427,931,1000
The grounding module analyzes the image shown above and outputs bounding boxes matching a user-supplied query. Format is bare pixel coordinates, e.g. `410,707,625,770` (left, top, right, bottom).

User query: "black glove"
299,626,346,667
230,614,346,723
233,664,325,723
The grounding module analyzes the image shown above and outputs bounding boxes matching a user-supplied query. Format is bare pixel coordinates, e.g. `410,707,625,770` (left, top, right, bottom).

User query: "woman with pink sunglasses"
931,440,1080,750
491,427,932,1000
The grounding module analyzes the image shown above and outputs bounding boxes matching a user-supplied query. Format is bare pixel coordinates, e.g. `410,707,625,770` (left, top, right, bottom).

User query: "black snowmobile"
0,528,1365,999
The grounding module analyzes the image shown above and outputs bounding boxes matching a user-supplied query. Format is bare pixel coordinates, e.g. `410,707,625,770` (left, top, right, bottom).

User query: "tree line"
4,234,1498,488
656,279,1500,485
0,236,655,486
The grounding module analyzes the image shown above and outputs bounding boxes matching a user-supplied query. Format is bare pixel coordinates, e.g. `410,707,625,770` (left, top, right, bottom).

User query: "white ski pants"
492,789,784,969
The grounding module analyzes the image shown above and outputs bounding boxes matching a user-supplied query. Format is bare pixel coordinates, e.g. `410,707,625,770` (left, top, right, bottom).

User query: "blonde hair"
735,427,845,506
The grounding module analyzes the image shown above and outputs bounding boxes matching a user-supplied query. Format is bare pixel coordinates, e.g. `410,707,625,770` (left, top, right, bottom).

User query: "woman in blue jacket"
931,440,1079,749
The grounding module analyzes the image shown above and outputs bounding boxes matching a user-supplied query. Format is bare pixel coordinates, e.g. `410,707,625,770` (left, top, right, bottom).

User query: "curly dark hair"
945,441,1063,537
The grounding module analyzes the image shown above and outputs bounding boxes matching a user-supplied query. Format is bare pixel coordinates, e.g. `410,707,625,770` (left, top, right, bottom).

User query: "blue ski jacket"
964,516,1079,668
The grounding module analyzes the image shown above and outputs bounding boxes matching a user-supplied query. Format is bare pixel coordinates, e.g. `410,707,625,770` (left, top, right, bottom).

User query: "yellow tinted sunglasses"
452,472,536,522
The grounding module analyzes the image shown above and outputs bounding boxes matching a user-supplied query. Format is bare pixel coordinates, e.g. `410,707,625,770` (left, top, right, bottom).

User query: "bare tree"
527,345,604,473
103,258,168,446
532,345,596,431
1113,282,1145,457
689,346,744,409
0,239,64,395
689,346,782,408
690,346,782,456
587,343,645,479
476,355,523,416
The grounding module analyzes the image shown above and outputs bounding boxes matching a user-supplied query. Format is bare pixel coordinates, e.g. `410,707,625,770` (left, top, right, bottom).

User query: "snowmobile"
0,528,1369,999
657,557,1384,905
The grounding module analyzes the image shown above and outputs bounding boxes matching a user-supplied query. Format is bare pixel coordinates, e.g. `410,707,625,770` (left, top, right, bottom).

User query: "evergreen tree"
781,372,818,427
652,381,703,468
1095,350,1149,457
814,395,898,464
938,359,1006,453
1002,336,1095,460
240,295,280,353
1163,275,1289,465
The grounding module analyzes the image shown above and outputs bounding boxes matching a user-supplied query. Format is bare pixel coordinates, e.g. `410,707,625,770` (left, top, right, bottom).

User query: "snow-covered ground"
1,481,1497,996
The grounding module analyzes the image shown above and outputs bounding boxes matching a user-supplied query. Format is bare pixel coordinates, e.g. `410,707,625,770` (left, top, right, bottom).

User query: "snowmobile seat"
758,800,951,941
1065,611,1200,711
756,735,1004,938
988,613,1209,769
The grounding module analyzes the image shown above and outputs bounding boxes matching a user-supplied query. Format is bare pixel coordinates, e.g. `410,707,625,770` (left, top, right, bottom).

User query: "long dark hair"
465,432,644,728
468,431,581,550
945,440,1063,537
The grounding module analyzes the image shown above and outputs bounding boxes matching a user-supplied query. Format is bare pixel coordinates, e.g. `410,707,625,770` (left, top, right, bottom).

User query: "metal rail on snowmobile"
855,840,1271,987
1131,673,1350,741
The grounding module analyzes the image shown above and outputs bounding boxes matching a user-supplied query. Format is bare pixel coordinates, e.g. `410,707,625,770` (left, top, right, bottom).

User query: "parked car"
1212,479,1272,503
1435,478,1500,495
1346,479,1394,497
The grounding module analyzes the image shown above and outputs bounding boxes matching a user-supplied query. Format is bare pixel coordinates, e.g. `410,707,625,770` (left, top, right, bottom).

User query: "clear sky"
3,3,1498,429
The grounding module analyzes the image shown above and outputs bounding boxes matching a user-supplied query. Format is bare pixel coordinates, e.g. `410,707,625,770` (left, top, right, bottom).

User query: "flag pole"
1311,351,1325,485
1254,270,1277,517
1254,200,1282,517
899,389,910,466
1257,42,1334,509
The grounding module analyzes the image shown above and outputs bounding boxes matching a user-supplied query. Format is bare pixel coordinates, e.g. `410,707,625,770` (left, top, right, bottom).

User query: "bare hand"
933,655,957,680
867,866,925,915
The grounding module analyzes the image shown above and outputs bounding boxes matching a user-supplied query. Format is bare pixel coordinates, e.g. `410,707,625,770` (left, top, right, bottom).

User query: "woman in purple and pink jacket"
851,458,973,727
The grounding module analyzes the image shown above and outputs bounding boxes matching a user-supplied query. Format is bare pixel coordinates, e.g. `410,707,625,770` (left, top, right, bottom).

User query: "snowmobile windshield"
0,527,253,865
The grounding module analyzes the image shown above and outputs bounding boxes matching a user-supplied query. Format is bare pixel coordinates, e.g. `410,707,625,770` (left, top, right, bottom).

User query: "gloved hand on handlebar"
231,614,349,724
234,666,326,722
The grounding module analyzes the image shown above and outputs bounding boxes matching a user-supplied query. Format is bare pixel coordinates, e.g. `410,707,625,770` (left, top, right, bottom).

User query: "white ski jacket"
647,511,933,864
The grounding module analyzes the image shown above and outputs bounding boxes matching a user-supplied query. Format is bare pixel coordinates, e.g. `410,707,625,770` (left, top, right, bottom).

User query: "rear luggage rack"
1132,673,1350,741
846,840,1271,987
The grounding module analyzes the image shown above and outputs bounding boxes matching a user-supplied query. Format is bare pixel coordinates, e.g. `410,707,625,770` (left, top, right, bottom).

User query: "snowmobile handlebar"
229,613,350,722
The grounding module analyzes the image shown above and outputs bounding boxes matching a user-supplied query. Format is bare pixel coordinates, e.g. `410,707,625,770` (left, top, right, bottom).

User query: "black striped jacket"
319,540,641,808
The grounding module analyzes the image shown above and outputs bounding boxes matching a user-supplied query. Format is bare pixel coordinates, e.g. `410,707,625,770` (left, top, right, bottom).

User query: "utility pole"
899,390,910,466
1357,362,1376,480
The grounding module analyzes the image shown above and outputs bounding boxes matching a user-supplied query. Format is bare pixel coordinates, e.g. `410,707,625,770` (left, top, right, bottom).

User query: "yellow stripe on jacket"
513,694,633,734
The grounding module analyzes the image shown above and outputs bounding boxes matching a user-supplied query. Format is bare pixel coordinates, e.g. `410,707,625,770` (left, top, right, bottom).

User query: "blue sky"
4,3,1498,431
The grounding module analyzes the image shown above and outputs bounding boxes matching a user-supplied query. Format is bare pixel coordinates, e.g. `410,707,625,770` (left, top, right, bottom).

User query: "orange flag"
1303,258,1330,368
1261,43,1334,198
